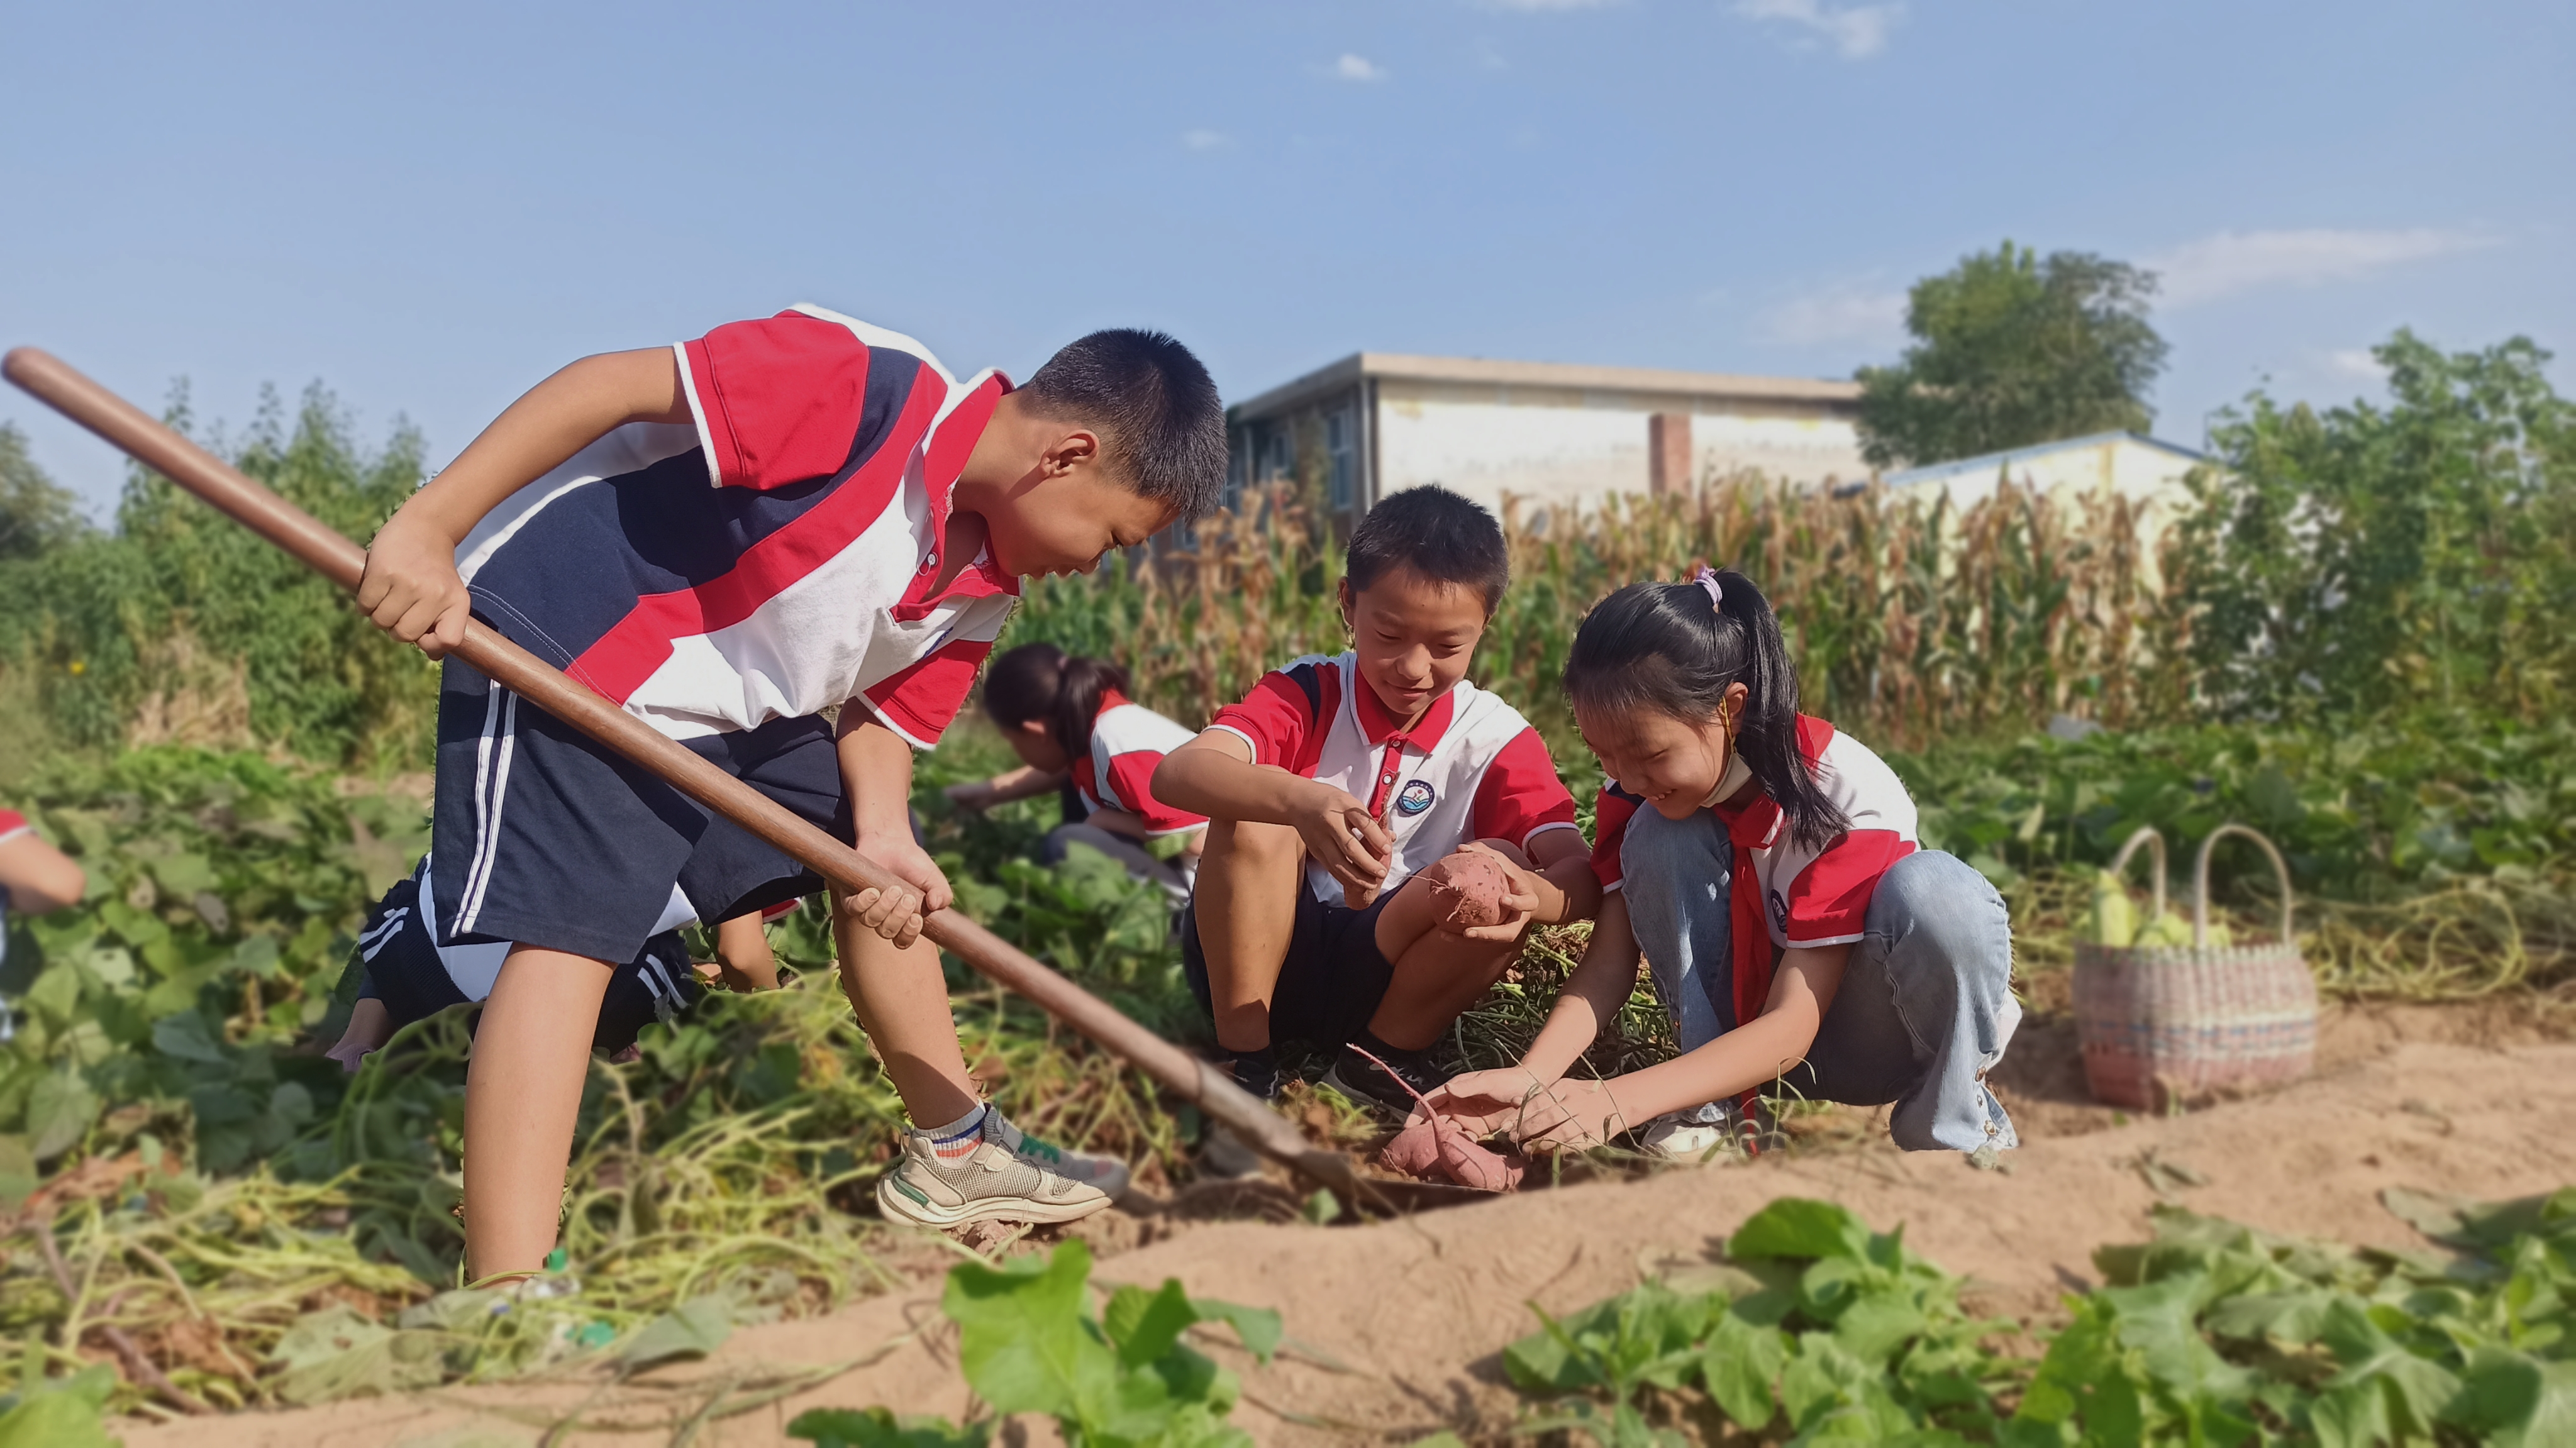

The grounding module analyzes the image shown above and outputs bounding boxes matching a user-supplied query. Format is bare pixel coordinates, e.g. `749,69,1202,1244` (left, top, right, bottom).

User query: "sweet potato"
1422,851,1511,930
1352,1044,1523,1192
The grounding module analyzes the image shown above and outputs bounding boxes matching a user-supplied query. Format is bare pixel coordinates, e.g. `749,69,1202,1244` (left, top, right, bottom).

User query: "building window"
1326,407,1355,511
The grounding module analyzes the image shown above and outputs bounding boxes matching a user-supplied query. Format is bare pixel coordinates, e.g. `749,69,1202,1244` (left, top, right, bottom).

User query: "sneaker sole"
874,1175,1114,1230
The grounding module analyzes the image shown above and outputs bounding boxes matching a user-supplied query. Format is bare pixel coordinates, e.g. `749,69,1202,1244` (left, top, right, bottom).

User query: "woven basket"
2072,824,2318,1110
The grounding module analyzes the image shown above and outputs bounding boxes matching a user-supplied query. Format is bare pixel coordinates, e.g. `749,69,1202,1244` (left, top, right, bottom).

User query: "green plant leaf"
615,1293,739,1373
0,1386,119,1448
25,1071,99,1162
1729,1198,1876,1264
787,1407,991,1448
1190,1298,1283,1365
940,1239,1118,1422
269,1305,445,1405
149,1011,226,1064
1701,1308,1785,1431
1104,1279,1199,1369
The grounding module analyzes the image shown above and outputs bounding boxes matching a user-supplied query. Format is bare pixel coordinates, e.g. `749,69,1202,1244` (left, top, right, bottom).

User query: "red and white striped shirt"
1210,654,1579,907
453,304,1016,748
1071,692,1206,837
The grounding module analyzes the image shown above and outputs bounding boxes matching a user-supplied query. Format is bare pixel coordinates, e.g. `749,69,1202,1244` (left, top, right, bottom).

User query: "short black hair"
1016,329,1227,521
1345,485,1510,612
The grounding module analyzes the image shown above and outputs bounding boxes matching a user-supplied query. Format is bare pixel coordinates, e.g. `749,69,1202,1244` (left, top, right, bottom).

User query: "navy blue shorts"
1179,885,1396,1050
356,865,701,1055
429,656,851,961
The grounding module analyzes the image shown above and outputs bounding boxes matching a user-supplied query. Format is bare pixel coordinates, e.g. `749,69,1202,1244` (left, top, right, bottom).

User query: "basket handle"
2192,823,2295,949
2106,826,2167,921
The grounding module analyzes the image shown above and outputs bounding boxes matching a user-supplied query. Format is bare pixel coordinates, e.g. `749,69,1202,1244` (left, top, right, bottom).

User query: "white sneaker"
1638,1112,1750,1164
875,1110,1128,1229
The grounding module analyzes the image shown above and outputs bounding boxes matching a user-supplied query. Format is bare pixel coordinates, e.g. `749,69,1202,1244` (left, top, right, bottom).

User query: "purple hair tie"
1693,566,1724,611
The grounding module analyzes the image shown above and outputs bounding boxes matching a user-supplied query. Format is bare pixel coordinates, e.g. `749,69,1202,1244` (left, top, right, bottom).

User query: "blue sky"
4,1,2568,515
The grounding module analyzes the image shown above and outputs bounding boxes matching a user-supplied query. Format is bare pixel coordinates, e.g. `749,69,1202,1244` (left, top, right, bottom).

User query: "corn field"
1016,474,2189,754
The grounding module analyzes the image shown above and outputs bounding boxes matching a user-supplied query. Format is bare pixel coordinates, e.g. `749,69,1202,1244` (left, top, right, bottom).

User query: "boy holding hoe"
358,306,1225,1275
1153,487,1599,1145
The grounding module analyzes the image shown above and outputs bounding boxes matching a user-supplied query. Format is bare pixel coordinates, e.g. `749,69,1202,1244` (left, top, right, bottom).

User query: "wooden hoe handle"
2,346,1406,1208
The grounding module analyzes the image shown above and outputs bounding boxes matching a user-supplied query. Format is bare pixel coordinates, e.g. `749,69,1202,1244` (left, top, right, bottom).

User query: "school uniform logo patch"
1768,888,1789,934
1394,780,1437,817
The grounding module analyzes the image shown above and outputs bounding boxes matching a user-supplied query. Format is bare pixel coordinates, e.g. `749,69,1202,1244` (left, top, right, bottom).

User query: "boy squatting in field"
323,856,795,1073
1423,569,2021,1162
356,307,1226,1275
945,642,1209,905
1153,488,1601,1144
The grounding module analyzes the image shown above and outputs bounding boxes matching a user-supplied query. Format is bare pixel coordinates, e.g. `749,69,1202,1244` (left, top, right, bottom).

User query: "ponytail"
980,643,1132,761
1562,570,1851,851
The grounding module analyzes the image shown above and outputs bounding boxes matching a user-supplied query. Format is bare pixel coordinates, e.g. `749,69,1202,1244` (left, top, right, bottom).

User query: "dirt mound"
123,1026,2576,1447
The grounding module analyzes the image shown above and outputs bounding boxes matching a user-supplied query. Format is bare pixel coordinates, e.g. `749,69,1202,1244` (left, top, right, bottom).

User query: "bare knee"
1204,818,1302,868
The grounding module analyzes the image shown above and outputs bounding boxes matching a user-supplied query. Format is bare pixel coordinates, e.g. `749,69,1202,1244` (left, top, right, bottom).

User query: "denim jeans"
1618,805,2020,1151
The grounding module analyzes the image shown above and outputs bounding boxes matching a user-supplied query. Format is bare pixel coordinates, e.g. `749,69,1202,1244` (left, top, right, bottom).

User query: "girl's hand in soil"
1291,780,1392,898
1498,1076,1634,1154
1436,842,1543,943
1421,1066,1553,1137
358,510,475,658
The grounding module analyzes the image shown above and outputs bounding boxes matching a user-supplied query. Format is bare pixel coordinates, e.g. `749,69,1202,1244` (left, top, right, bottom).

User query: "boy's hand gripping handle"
3,346,1452,1212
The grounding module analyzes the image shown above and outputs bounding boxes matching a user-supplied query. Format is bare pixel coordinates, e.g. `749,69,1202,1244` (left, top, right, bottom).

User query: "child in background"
355,308,1227,1264
0,810,86,1036
1153,487,1598,1120
944,643,1206,904
1425,570,2019,1161
324,855,797,1073
0,810,84,939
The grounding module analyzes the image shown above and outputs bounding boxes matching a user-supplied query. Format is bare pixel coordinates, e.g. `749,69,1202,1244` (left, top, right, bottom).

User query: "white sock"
921,1103,990,1164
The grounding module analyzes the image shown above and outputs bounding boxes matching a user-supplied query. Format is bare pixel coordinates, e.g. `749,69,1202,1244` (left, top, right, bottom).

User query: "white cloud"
1333,53,1390,82
1733,0,1902,59
1760,284,1907,349
1180,128,1231,152
2147,228,2495,307
2326,348,2388,381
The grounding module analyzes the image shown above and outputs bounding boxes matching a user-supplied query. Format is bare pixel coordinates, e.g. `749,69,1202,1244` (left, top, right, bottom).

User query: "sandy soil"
123,1004,2576,1447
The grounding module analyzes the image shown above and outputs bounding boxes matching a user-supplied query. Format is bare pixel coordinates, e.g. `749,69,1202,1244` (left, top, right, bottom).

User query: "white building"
1218,352,1867,529
1879,430,2208,516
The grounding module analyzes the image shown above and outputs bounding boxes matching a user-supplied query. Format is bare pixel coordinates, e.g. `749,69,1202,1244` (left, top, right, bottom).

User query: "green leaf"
1730,1198,1877,1264
149,1011,227,1064
148,852,218,898
1191,1298,1284,1365
2447,1348,2576,1447
615,1294,739,1373
269,1305,445,1405
1701,1308,1785,1431
25,1072,98,1162
940,1239,1118,1422
0,1381,119,1448
25,966,82,1028
1104,1279,1199,1369
787,1407,991,1448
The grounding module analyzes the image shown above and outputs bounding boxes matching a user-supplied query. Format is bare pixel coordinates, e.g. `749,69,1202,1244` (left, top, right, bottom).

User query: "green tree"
2173,330,2575,722
0,423,91,561
1856,241,2169,469
0,385,437,765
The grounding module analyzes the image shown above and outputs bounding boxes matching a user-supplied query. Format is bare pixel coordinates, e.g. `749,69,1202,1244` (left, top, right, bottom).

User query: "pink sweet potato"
1353,1044,1523,1192
1380,1119,1443,1176
1422,852,1511,931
